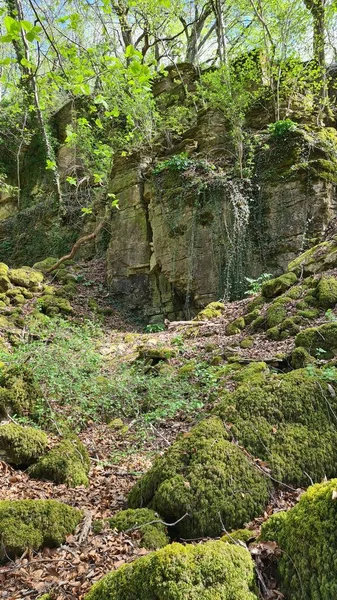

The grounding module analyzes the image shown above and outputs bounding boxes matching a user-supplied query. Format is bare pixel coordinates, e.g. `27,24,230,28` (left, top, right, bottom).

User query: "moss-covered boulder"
194,302,226,321
0,262,11,293
290,346,313,369
317,275,337,308
295,322,337,357
261,479,337,600
110,508,169,550
214,369,337,487
0,499,81,561
0,365,41,418
225,316,245,335
0,424,48,465
36,294,72,316
85,540,259,600
261,272,297,299
33,257,59,272
128,417,270,538
288,238,337,276
8,267,44,290
28,437,90,487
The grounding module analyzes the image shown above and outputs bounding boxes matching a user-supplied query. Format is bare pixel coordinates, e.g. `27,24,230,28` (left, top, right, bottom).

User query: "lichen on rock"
85,540,259,600
0,423,48,465
128,417,270,538
28,437,90,487
0,499,82,561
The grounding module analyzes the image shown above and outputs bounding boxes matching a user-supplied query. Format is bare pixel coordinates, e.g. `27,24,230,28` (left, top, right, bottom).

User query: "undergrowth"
0,318,211,432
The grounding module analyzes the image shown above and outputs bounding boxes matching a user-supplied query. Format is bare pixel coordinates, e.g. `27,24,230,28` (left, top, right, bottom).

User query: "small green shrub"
244,273,273,296
268,119,297,137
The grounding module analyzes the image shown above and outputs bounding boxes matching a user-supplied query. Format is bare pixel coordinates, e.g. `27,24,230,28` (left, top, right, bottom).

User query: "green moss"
290,346,313,369
280,316,301,337
317,276,337,308
194,302,226,321
221,528,254,545
108,418,125,431
85,540,259,600
128,417,270,538
138,346,177,361
110,508,169,550
0,365,41,418
295,322,337,357
266,299,289,328
240,337,254,349
0,499,81,561
8,267,44,290
266,326,281,340
214,369,337,487
225,317,245,335
250,315,266,331
261,479,337,600
297,308,319,319
261,272,297,299
232,362,269,384
33,257,59,272
0,424,48,465
246,295,265,312
28,437,90,487
288,239,337,276
37,294,72,316
244,309,260,325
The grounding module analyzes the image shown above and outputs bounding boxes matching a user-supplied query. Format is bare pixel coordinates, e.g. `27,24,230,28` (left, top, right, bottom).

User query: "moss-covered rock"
240,337,254,349
28,437,90,487
261,479,337,600
0,499,81,561
317,275,337,308
128,417,270,538
266,298,289,328
110,508,169,550
33,257,59,272
214,369,337,487
138,346,177,362
8,267,44,290
0,365,41,418
0,262,11,293
261,272,297,299
37,295,72,316
290,346,313,369
194,301,226,321
225,316,245,335
244,309,260,325
288,238,337,276
85,540,259,600
0,424,48,465
295,322,337,357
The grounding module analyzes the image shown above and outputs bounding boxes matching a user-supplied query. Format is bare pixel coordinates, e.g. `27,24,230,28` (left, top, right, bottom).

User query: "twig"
124,512,189,534
77,511,93,544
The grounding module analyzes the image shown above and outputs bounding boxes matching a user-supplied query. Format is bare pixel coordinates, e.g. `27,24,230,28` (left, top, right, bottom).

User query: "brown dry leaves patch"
0,425,159,600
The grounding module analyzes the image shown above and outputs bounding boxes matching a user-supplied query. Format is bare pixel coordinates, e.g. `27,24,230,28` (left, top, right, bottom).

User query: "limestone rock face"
106,121,337,321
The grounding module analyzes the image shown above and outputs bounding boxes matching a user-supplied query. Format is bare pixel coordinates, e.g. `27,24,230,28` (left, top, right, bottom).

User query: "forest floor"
0,259,307,600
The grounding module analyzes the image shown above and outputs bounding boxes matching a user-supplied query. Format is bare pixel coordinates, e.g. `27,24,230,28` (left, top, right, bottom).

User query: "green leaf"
45,159,56,171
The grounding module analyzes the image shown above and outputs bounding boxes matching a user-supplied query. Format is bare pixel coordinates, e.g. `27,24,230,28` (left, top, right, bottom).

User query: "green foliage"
153,153,192,175
244,273,273,296
268,119,297,138
128,417,270,538
0,499,82,561
144,323,165,333
85,540,259,600
261,479,337,600
109,508,169,549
